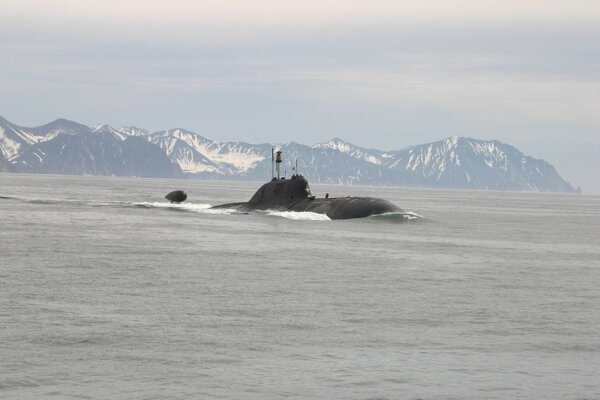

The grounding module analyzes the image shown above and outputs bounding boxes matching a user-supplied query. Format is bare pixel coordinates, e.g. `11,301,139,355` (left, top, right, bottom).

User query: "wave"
265,210,331,221
0,195,117,207
131,202,239,215
2,194,423,222
0,195,240,215
368,211,425,222
0,195,71,205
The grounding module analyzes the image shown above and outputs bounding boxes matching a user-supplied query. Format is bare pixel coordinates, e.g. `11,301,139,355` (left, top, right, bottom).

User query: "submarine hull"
293,197,401,219
209,177,402,219
212,197,401,219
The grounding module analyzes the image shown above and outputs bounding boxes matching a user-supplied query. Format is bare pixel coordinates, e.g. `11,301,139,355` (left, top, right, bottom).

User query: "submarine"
210,150,403,220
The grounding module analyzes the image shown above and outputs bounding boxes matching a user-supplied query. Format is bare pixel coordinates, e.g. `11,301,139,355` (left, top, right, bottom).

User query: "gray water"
1,173,598,399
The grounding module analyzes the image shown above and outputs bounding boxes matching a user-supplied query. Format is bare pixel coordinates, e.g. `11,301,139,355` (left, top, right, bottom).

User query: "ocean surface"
1,173,598,400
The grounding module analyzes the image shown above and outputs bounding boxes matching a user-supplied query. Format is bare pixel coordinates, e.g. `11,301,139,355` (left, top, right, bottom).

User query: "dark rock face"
119,136,183,178
0,153,13,172
29,118,92,138
11,132,182,178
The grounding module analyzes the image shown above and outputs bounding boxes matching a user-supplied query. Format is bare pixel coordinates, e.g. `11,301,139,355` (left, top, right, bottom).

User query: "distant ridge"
0,115,578,192
11,131,182,178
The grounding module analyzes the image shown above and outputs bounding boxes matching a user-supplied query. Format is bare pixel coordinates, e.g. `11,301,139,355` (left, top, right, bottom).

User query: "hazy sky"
1,0,599,191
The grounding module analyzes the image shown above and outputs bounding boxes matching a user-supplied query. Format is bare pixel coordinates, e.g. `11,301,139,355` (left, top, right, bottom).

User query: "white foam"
370,211,424,220
133,202,237,214
265,211,331,221
404,211,424,219
400,211,423,219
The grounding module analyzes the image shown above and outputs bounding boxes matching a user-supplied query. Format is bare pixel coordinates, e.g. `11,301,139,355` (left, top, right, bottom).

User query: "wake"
132,202,239,215
1,195,424,222
264,210,331,221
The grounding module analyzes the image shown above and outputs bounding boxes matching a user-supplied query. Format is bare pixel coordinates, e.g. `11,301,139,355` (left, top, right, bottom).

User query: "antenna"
271,147,274,180
295,159,298,176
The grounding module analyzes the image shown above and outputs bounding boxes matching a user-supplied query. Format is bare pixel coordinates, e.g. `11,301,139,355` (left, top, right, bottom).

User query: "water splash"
368,211,425,222
132,202,238,214
265,210,331,221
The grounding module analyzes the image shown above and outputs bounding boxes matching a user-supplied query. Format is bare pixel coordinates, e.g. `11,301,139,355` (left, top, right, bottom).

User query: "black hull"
165,190,187,203
213,197,401,219
210,177,402,220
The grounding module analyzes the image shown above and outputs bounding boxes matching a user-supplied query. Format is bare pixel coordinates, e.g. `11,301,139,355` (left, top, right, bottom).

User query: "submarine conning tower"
249,149,310,205
249,177,311,204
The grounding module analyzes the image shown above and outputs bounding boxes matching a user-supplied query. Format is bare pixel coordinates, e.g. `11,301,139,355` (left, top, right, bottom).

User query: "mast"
275,150,282,179
271,147,275,180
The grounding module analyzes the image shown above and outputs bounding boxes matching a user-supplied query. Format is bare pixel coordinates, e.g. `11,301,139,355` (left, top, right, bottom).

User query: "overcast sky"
1,0,599,191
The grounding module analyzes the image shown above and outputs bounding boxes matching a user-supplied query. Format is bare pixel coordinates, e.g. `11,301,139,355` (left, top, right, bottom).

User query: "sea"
1,173,598,400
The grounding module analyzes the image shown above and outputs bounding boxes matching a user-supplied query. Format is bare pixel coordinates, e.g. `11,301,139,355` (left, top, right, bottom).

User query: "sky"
1,0,599,191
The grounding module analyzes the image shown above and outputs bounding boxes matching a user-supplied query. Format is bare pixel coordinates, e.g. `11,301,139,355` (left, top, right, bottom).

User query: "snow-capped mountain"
146,128,273,176
0,117,91,159
11,131,182,178
313,137,385,165
92,123,126,140
118,126,149,137
146,129,225,175
92,124,151,140
379,137,576,192
0,115,578,192
0,116,45,159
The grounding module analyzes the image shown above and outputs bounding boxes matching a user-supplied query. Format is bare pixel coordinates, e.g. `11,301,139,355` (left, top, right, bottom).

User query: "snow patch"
209,151,265,171
119,126,149,137
0,128,21,158
180,162,220,173
313,139,382,165
92,123,126,140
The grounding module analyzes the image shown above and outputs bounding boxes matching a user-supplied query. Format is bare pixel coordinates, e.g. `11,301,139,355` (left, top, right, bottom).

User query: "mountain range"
0,115,579,192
